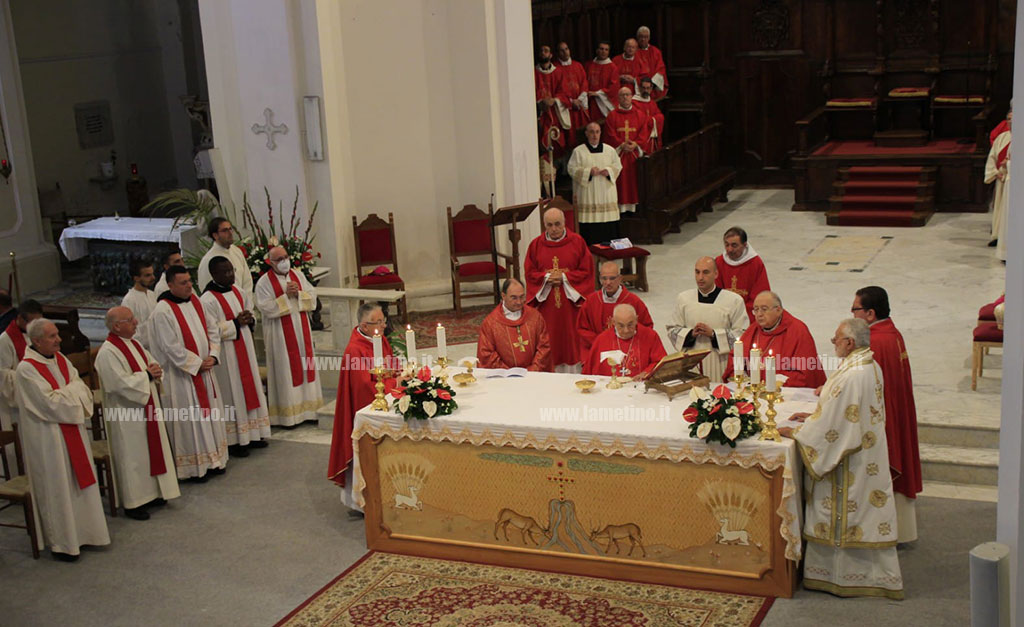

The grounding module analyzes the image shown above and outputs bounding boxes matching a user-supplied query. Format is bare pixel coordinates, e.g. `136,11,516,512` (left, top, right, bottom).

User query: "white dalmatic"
567,142,623,224
198,243,254,296
793,346,903,599
15,348,110,555
666,288,748,383
95,337,180,509
121,287,158,349
985,130,1011,261
149,295,229,479
255,270,323,426
201,286,271,445
0,329,22,429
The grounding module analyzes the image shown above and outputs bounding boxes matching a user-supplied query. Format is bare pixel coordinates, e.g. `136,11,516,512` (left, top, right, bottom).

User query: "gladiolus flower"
301,251,313,262
683,407,699,423
712,385,732,400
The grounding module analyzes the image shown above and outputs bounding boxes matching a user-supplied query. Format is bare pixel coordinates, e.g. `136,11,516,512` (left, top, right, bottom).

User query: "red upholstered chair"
353,213,409,324
971,322,1003,391
447,204,511,317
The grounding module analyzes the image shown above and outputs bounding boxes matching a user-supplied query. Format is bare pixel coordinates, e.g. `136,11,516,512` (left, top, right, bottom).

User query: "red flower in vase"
737,401,754,414
437,390,452,400
712,385,732,400
391,386,406,399
709,403,722,415
683,407,699,423
416,366,433,381
301,251,313,262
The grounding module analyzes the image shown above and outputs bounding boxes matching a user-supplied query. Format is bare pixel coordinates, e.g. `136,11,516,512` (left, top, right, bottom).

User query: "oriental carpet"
405,305,493,348
275,552,773,627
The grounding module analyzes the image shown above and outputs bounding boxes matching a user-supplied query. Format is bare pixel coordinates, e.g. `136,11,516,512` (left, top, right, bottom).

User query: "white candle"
371,329,383,369
733,340,744,375
766,351,777,392
405,324,416,365
436,323,447,359
750,346,761,381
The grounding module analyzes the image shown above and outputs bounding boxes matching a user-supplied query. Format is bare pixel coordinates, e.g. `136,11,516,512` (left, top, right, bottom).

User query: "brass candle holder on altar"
731,372,749,399
435,356,450,386
759,388,784,442
370,366,389,411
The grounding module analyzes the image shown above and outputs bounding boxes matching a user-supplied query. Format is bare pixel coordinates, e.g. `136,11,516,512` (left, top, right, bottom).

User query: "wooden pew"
622,123,736,245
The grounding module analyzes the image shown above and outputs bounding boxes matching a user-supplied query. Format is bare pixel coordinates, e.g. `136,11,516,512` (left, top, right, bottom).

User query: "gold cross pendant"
513,328,530,353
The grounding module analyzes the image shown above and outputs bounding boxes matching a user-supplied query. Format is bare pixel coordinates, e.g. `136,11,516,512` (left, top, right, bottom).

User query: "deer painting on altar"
381,453,434,513
494,508,550,546
589,522,647,557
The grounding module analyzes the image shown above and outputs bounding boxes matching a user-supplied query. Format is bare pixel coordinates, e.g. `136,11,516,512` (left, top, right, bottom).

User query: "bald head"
617,86,634,108
105,306,138,338
599,261,622,296
694,256,718,292
612,303,638,339
585,121,602,146
543,207,566,240
752,291,783,330
624,38,638,56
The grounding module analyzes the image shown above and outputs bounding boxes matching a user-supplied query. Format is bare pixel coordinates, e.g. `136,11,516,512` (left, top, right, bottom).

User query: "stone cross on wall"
251,108,288,150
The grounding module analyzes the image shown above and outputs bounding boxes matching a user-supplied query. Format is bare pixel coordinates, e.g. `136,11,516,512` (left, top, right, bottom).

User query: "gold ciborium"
605,359,623,389
575,379,596,394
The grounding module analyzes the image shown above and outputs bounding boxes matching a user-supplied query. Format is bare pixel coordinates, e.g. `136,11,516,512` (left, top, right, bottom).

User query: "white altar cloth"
351,369,811,561
59,217,201,261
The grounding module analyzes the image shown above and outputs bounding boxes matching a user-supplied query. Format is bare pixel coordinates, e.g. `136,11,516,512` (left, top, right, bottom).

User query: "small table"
58,217,200,262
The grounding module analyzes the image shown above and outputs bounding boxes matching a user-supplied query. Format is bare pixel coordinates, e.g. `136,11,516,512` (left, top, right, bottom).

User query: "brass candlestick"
759,388,784,442
731,372,749,399
370,366,389,411
435,356,450,386
748,381,764,424
606,359,623,389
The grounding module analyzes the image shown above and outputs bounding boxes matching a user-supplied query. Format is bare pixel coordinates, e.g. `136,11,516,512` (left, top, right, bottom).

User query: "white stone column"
996,2,1024,621
0,0,60,292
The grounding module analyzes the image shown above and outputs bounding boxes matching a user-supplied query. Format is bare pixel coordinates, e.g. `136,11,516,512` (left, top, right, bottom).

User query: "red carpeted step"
846,166,922,175
835,194,921,205
841,180,923,190
835,209,916,227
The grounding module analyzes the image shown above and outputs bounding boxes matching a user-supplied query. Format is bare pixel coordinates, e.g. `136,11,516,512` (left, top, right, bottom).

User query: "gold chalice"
605,358,623,389
575,379,596,393
453,372,476,387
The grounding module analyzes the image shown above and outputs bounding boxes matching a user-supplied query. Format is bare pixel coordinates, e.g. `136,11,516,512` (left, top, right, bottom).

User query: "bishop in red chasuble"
611,38,649,97
603,87,652,213
715,226,771,322
584,304,667,379
478,278,551,372
577,261,653,355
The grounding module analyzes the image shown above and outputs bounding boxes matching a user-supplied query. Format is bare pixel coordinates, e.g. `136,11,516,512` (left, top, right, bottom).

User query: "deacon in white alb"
96,306,180,520
120,259,159,349
567,121,623,245
255,246,322,426
666,257,748,383
201,256,270,453
197,217,254,297
0,299,43,431
149,266,228,480
16,319,110,560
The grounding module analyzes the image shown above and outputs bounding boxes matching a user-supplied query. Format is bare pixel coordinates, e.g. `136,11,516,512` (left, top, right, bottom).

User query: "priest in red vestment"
478,278,551,372
329,303,400,491
535,44,566,158
604,87,652,213
636,26,668,99
586,41,619,124
612,38,649,97
556,41,590,150
724,291,826,388
632,77,664,151
525,207,595,371
852,286,921,543
578,261,653,355
584,304,667,379
715,226,771,322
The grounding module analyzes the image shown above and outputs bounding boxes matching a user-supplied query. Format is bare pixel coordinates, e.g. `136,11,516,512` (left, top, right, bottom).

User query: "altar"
351,370,815,598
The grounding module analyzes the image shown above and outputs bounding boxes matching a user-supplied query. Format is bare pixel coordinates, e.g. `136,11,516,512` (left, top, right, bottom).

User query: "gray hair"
756,290,783,309
838,318,871,348
637,25,651,36
26,318,54,341
357,302,382,323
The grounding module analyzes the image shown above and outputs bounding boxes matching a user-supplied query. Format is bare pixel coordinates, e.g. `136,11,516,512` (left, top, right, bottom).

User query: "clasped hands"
691,322,715,338
236,310,256,326
285,281,300,297
546,269,564,285
589,166,610,178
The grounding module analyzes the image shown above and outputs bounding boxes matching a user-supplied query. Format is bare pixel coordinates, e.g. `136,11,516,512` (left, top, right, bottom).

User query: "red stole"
210,287,261,411
997,139,1011,170
5,319,26,361
24,353,97,489
105,334,168,477
268,270,316,387
166,296,213,416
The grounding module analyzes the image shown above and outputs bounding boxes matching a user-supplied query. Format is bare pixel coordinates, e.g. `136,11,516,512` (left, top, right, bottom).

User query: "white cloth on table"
59,217,200,262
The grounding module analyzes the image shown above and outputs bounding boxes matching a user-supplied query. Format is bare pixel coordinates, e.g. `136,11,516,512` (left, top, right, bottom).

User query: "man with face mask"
255,246,322,426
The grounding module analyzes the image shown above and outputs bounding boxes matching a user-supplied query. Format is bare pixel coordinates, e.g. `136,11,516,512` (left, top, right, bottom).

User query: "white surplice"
0,330,20,429
255,270,323,426
95,338,180,509
15,348,110,555
666,287,748,383
985,130,1011,261
793,346,903,599
201,286,270,444
149,296,228,478
567,142,623,224
121,287,159,349
197,242,254,297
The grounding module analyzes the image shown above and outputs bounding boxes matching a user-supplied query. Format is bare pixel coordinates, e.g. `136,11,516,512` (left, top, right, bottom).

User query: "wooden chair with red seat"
447,204,512,317
352,212,409,325
971,320,1003,391
0,424,40,559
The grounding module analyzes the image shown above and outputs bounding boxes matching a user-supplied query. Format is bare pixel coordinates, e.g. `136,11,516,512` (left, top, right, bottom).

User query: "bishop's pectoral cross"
513,327,530,353
550,256,562,309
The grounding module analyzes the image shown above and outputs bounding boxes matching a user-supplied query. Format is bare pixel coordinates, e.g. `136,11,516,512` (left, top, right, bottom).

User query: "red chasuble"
105,334,168,477
585,59,619,122
583,326,667,378
24,353,97,489
328,328,399,486
715,254,771,322
635,44,668,97
611,53,649,94
477,305,552,372
723,310,827,388
556,60,590,147
524,232,595,367
870,318,922,499
577,288,654,355
604,106,652,205
631,97,664,150
535,65,566,156
4,319,27,360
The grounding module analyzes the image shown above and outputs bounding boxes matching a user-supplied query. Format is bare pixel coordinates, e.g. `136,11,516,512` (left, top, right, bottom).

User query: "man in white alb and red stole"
202,256,270,455
149,266,228,481
16,319,110,560
0,299,43,431
255,246,322,426
604,87,652,213
985,108,1011,261
524,207,595,372
536,44,567,158
96,307,180,521
477,278,552,372
555,41,590,150
584,304,667,379
635,26,668,100
612,38,649,97
632,77,664,151
577,261,653,355
586,41,619,125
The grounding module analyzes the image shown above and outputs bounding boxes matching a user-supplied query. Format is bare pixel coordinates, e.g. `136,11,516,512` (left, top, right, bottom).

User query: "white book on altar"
485,367,528,378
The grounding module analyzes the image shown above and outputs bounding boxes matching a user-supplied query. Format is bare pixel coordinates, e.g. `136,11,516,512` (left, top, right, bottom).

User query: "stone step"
920,443,998,486
918,420,1000,449
920,480,998,503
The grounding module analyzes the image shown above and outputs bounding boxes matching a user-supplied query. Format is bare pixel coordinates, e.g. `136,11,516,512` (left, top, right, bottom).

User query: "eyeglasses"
830,336,853,344
850,307,866,313
751,306,778,314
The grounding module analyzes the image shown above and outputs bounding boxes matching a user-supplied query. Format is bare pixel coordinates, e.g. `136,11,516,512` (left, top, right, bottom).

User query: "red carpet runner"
828,166,936,227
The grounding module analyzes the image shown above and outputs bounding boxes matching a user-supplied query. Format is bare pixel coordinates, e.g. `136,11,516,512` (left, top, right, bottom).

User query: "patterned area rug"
408,304,493,348
276,552,773,627
792,234,893,273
